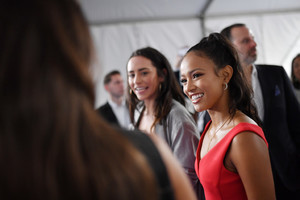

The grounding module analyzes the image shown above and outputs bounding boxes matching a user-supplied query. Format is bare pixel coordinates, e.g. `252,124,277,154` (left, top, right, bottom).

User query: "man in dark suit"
221,23,300,199
97,70,130,128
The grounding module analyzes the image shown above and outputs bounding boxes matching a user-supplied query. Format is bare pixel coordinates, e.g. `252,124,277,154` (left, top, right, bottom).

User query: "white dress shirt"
252,65,264,121
108,99,131,129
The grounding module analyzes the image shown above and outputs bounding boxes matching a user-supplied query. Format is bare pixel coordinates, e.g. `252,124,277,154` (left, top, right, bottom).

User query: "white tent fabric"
80,0,300,108
81,0,207,24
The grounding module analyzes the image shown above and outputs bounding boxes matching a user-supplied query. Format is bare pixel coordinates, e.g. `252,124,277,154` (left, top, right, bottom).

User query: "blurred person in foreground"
221,23,300,199
0,0,197,199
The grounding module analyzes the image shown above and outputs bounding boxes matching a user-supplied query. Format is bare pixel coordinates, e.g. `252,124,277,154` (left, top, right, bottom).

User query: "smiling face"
180,52,225,112
127,56,163,103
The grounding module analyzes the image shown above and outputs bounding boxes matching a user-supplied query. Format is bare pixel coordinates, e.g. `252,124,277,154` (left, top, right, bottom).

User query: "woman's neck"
143,100,156,116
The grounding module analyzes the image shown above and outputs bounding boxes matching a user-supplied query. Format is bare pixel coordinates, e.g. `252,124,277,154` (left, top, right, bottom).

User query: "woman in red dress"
180,33,275,200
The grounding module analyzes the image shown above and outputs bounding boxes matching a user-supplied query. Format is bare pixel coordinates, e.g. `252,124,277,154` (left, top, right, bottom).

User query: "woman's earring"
224,82,228,90
159,84,162,91
130,89,132,95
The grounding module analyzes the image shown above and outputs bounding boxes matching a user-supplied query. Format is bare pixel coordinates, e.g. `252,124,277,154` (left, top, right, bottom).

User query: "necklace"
206,116,231,153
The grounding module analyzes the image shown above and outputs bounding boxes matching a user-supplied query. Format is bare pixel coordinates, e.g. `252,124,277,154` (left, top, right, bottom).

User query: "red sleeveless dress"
195,122,268,200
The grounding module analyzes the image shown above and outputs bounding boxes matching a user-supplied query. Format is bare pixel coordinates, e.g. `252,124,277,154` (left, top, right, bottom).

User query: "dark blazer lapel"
97,102,120,126
255,65,285,123
255,65,272,123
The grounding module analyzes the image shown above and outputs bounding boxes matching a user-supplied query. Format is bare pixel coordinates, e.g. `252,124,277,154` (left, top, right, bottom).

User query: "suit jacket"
97,102,120,127
256,64,300,198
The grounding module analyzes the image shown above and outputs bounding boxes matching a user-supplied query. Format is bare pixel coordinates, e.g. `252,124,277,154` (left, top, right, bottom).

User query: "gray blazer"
134,100,200,189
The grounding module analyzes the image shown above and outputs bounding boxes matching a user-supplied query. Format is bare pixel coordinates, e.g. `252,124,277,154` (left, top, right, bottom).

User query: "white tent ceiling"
79,0,300,107
81,0,300,25
80,0,206,25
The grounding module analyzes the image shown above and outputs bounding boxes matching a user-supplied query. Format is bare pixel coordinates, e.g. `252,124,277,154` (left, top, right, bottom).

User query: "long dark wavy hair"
0,0,158,199
291,54,300,89
186,33,262,126
127,47,186,130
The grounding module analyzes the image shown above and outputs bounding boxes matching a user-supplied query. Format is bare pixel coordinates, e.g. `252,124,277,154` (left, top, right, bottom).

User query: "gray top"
134,99,200,188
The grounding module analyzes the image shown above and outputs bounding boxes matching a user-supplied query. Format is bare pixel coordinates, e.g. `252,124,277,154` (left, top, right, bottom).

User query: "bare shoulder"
228,130,269,171
230,111,264,150
227,131,275,199
226,112,275,199
231,131,267,154
234,111,257,125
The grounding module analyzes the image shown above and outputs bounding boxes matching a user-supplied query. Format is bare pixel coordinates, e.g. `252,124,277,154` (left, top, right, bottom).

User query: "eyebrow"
128,67,149,73
181,68,202,78
188,68,203,75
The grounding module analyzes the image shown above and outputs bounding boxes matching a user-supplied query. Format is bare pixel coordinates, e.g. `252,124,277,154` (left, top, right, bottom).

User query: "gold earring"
159,84,162,91
130,89,132,95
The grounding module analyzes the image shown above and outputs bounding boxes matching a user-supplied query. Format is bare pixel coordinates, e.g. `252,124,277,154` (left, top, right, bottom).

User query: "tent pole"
200,0,213,37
